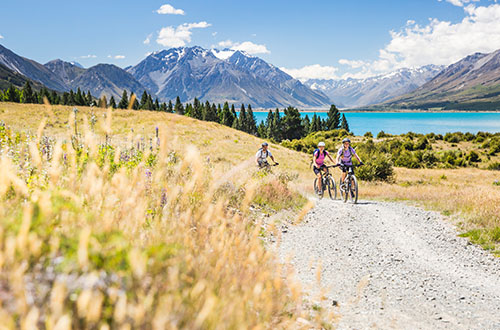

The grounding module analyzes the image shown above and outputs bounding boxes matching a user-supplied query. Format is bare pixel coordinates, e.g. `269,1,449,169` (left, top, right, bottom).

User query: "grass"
0,102,335,328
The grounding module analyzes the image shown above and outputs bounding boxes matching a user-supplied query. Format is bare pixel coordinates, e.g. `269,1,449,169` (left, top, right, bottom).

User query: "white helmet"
318,142,326,147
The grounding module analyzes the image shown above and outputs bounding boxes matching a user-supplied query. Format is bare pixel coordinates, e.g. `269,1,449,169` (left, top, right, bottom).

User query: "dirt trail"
279,199,500,330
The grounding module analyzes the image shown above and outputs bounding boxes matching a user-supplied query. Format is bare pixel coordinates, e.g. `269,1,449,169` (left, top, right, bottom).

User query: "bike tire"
349,175,359,204
327,177,336,200
313,178,323,199
339,176,346,202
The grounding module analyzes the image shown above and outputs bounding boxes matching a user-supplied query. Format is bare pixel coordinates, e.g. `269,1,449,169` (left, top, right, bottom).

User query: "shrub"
487,162,500,170
364,131,373,138
395,150,420,168
377,130,392,138
466,150,481,163
356,154,394,182
414,137,431,150
422,150,438,168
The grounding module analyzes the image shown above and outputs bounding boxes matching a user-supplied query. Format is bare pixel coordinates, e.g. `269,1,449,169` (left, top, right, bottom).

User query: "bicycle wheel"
348,175,358,204
313,178,323,198
339,176,346,201
327,177,337,200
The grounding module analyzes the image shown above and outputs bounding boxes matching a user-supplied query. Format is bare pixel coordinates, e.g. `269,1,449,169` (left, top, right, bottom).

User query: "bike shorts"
313,164,327,175
340,164,353,173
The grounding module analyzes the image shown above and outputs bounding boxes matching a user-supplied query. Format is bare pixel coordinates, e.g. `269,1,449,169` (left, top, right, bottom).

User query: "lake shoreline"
252,109,500,113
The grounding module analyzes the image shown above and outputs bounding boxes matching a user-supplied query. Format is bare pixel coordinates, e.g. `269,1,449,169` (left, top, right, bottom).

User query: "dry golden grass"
0,102,335,328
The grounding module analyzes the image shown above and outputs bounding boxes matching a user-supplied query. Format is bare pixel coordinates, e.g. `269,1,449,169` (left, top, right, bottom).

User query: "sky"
2,0,500,80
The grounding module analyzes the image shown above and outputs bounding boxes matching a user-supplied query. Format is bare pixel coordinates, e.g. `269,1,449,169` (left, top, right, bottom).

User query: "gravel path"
278,199,500,330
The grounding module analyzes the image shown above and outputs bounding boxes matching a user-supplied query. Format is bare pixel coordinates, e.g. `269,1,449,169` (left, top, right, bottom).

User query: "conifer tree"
69,90,76,106
167,100,173,113
270,108,282,141
50,90,59,104
192,98,203,119
99,95,108,108
154,98,160,111
160,102,167,112
302,114,311,135
22,81,34,103
221,101,234,126
217,104,223,122
341,113,350,132
109,96,117,109
62,92,69,105
117,90,129,109
246,104,257,135
257,122,267,138
130,92,140,110
238,104,247,132
86,90,92,106
75,88,85,106
327,104,341,130
6,84,20,103
231,104,237,123
140,90,149,109
174,96,184,114
185,103,193,117
282,106,304,140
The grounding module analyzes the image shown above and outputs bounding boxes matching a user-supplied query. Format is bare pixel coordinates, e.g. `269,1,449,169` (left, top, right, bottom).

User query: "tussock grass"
0,103,333,328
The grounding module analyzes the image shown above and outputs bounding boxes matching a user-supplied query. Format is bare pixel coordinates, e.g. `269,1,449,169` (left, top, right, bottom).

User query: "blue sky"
2,0,500,80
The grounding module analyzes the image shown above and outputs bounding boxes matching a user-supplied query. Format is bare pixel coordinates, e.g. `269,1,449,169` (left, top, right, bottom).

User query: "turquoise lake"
251,111,500,135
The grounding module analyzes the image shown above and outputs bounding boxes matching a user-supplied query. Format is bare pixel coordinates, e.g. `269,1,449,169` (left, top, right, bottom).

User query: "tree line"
1,82,349,141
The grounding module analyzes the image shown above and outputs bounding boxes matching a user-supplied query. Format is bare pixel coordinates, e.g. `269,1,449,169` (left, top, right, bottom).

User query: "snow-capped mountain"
127,46,331,108
304,65,444,108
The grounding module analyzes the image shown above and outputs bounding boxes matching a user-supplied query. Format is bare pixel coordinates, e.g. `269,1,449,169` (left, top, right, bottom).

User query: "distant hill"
383,49,500,110
304,65,443,108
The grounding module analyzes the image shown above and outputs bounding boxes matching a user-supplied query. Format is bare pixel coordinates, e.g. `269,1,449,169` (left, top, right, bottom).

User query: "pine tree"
192,98,203,119
6,84,20,102
282,106,304,140
231,104,237,123
167,100,173,113
50,90,58,104
174,96,184,114
270,108,282,141
140,90,149,109
117,90,129,109
154,98,160,111
217,104,223,122
69,90,76,105
109,96,117,109
238,104,247,132
160,102,167,112
75,88,85,106
221,101,234,126
257,122,267,138
185,103,193,117
327,104,341,130
62,92,69,105
246,104,257,135
341,113,350,132
22,81,34,103
86,90,92,106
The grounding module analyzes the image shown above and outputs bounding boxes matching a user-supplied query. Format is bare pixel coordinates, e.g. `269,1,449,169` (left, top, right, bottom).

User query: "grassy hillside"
0,102,336,328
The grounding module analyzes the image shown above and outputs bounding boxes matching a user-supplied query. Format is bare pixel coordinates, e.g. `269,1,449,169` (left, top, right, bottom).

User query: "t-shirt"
314,150,329,166
256,149,272,160
337,146,356,165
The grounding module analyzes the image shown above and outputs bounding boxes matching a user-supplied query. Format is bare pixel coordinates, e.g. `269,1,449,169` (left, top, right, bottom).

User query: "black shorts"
340,164,353,173
313,165,327,175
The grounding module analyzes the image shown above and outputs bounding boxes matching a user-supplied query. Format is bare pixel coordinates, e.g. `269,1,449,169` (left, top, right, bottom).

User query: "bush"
356,154,394,182
414,137,431,150
395,150,420,168
422,150,438,167
487,162,500,170
466,150,481,163
364,131,373,138
377,130,392,138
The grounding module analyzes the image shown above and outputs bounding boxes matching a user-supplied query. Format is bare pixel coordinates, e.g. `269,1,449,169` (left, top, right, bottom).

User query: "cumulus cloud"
156,4,185,15
0,34,3,39
157,21,211,47
217,40,270,55
108,55,125,59
80,54,97,59
144,33,152,45
280,64,339,81
338,59,367,69
339,3,500,77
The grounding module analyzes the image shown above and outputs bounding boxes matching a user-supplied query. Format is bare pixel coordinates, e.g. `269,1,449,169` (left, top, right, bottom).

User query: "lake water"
251,111,500,135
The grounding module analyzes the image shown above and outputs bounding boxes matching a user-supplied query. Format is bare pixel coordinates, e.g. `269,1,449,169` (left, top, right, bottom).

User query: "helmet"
318,142,326,147
262,142,269,147
342,138,351,143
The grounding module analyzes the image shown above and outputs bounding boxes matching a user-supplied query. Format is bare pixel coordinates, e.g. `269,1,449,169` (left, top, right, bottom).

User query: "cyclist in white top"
256,142,278,167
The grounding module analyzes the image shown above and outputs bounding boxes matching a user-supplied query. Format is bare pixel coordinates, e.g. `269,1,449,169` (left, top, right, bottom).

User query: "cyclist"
256,142,278,167
313,142,335,194
336,138,363,188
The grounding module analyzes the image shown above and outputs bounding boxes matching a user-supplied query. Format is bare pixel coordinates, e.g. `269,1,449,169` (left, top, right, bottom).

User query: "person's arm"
352,148,363,164
327,152,335,163
336,150,341,165
255,151,261,165
313,153,318,168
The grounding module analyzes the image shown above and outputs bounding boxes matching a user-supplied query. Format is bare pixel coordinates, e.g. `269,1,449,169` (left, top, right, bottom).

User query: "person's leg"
317,172,322,192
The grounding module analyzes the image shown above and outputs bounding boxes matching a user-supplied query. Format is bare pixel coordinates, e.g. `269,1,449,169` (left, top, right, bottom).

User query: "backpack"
258,148,269,159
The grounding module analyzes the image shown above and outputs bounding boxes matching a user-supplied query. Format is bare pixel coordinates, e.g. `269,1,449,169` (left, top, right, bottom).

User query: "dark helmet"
262,142,269,147
342,138,351,143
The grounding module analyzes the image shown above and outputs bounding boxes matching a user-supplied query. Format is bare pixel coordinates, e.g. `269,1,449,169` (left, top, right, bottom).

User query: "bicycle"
339,164,362,204
313,165,338,199
259,161,279,172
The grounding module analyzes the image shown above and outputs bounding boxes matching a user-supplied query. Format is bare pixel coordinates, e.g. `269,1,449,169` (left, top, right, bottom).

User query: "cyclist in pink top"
313,141,335,194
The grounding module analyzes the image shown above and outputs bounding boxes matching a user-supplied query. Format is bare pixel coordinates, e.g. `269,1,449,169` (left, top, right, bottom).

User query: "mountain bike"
314,165,338,199
259,161,279,172
339,164,362,204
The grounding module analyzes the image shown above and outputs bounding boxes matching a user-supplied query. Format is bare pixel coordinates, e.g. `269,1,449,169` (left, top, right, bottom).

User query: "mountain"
0,44,67,91
44,59,86,87
0,63,46,91
304,65,444,108
69,64,146,99
127,46,331,108
384,49,500,110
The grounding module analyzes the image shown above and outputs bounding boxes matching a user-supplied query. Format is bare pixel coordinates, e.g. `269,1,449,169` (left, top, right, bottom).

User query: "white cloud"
80,54,97,59
340,3,500,76
280,64,339,81
144,33,152,45
157,21,211,47
338,59,367,69
107,55,126,59
156,4,185,15
217,40,270,55
438,0,479,7
0,34,3,39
